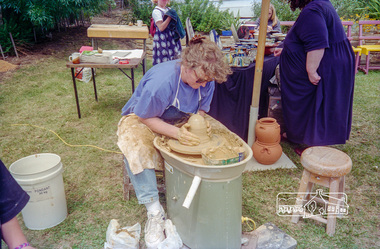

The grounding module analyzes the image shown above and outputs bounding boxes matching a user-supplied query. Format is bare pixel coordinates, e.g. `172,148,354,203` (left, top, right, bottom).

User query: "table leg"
118,68,135,94
70,68,81,119
143,39,146,74
91,68,98,101
131,68,135,93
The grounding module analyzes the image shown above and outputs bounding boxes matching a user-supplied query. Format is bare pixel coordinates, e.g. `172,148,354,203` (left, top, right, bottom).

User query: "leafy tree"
0,0,112,53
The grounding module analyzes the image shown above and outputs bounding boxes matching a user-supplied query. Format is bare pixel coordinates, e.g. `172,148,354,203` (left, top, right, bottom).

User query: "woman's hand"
274,48,283,57
306,48,324,85
177,124,200,146
308,71,321,85
267,25,273,31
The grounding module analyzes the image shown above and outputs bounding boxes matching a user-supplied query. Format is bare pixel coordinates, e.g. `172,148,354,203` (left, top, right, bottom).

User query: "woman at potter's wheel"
117,35,231,248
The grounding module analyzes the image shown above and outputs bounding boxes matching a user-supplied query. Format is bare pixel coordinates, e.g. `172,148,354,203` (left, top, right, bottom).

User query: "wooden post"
247,0,271,146
9,32,19,58
0,44,5,60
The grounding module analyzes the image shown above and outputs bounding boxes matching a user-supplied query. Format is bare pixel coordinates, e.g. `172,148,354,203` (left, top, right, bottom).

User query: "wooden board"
87,24,149,39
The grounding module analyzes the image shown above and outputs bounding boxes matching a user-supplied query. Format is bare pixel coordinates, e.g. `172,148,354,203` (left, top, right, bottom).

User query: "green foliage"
253,0,366,22
356,0,380,19
330,0,363,19
0,0,112,53
123,0,154,25
172,0,236,33
127,0,236,34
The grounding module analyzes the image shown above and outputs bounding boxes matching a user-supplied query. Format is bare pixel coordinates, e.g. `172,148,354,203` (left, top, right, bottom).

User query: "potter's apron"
117,74,201,175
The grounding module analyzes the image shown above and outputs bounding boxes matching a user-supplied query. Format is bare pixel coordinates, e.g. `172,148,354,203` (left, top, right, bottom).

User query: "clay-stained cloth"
117,114,164,175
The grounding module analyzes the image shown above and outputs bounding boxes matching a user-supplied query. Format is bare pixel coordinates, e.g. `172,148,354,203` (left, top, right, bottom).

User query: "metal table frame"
66,53,145,118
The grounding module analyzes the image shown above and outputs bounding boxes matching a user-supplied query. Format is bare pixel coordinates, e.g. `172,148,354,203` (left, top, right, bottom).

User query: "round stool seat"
301,146,352,177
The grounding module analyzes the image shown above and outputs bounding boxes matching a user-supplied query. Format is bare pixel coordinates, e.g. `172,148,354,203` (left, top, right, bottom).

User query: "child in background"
151,0,182,65
0,159,35,249
255,3,281,32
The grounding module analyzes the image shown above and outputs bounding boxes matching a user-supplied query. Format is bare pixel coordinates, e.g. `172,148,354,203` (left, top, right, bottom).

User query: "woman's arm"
156,16,172,32
139,116,201,145
306,48,325,85
2,217,35,249
139,116,178,138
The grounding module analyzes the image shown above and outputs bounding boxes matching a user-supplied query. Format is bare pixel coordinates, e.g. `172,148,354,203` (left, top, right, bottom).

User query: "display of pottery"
252,117,282,165
251,140,282,165
255,117,281,144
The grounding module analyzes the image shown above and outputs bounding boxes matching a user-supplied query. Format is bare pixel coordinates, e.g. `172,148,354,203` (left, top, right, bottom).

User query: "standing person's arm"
156,17,171,31
306,48,325,85
2,217,35,249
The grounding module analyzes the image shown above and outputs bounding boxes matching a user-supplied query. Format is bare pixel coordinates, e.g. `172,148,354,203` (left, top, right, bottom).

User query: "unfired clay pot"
251,141,282,165
255,117,281,144
187,114,210,144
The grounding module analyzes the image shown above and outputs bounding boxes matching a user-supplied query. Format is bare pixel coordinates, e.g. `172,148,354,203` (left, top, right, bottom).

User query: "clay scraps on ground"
0,61,18,72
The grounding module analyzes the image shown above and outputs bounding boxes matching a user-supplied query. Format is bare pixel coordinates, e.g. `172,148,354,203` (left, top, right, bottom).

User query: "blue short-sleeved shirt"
121,59,215,118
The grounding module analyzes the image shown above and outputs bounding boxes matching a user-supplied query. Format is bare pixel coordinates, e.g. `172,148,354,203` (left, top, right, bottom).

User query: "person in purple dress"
0,159,35,249
151,0,182,65
274,0,355,150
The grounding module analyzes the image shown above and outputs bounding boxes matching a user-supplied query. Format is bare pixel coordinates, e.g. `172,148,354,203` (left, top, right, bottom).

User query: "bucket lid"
9,153,61,177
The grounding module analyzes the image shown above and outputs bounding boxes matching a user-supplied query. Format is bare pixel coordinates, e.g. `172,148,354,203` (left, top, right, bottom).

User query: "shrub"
0,0,112,54
127,0,236,34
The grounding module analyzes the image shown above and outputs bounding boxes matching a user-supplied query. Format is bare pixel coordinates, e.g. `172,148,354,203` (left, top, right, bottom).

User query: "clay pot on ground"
251,141,282,165
255,117,281,144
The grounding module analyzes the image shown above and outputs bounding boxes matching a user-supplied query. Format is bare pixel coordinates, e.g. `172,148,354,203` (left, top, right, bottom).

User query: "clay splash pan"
167,135,225,155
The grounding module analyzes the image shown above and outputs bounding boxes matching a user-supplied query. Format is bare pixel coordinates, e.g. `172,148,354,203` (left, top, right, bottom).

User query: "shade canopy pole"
247,0,271,147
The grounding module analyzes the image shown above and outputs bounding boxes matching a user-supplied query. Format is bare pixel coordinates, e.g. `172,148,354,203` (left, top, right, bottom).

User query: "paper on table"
103,49,144,59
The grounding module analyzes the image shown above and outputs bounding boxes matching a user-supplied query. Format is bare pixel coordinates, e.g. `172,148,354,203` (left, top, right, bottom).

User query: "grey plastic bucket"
154,137,253,249
9,153,67,230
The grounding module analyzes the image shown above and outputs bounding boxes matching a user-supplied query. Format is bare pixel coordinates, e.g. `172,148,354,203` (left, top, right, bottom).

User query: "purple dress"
0,159,30,243
280,0,355,146
152,8,182,65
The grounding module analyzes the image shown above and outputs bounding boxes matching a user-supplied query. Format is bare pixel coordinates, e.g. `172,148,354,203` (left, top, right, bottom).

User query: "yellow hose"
242,216,256,231
11,123,123,154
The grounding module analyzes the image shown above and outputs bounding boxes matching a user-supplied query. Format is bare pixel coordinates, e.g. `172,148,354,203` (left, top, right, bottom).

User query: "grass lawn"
0,29,379,248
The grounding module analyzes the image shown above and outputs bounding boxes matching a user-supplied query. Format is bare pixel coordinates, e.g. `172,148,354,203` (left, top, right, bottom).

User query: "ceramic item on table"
255,117,281,144
69,52,80,62
251,141,282,165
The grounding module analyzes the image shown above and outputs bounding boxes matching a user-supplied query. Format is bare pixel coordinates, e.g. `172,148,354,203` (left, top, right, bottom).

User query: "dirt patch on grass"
0,60,18,72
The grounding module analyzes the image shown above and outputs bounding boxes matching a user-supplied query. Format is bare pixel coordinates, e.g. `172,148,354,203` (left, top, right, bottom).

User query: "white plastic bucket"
9,153,67,230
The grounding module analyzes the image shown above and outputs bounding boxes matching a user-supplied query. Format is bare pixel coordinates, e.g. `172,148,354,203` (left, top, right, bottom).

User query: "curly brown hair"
181,36,232,83
287,0,313,11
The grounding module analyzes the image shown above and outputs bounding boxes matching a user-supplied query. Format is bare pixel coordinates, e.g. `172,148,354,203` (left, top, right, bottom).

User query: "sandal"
294,147,308,156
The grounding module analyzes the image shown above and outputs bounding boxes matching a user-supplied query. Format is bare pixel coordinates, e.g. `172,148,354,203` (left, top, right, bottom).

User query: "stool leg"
355,52,360,74
326,177,340,236
291,170,311,224
123,166,131,201
365,52,370,74
336,176,346,218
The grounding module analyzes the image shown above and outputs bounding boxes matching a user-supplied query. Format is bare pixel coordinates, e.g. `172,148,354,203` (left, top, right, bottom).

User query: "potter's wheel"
167,134,225,155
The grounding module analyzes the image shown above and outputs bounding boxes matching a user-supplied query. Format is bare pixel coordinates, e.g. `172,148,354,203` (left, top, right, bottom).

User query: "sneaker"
144,209,166,248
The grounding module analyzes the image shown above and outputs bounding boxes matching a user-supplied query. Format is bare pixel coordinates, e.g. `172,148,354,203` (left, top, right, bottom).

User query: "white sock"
145,200,163,213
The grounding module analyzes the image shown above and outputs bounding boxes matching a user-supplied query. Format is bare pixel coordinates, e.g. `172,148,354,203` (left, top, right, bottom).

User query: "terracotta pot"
251,141,282,165
255,117,281,144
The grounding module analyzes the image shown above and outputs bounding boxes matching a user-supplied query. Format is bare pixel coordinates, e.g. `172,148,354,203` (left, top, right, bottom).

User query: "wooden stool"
123,166,166,200
291,146,352,236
